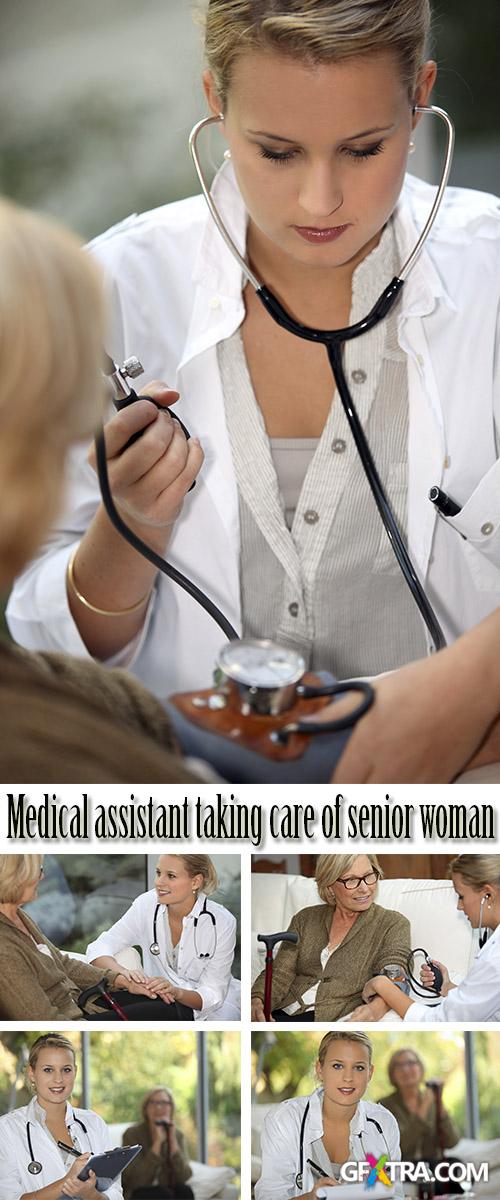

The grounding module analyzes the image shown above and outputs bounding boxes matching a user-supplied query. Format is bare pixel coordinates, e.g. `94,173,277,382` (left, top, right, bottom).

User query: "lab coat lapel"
393,188,453,581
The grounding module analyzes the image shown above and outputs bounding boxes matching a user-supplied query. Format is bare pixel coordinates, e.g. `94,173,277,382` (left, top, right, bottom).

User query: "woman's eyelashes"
257,141,385,165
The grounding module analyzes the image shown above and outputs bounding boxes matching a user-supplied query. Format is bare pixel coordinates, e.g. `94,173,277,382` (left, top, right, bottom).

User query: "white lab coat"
0,1099,123,1200
255,1088,403,1200
7,167,500,698
86,888,240,1020
405,923,500,1022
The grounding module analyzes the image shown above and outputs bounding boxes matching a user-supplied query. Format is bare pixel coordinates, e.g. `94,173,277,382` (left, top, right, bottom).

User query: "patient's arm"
347,996,390,1022
90,954,146,983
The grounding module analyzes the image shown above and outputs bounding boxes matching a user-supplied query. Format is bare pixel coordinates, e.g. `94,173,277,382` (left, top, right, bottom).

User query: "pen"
57,1140,80,1157
307,1158,328,1176
428,485,461,517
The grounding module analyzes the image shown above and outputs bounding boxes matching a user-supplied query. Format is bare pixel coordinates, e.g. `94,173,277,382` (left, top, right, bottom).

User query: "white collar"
182,164,456,371
305,1088,372,1141
159,890,208,923
30,1097,75,1129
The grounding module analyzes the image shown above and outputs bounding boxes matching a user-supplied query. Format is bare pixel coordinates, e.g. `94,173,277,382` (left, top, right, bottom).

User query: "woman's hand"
346,1003,378,1022
113,973,157,998
251,998,272,1022
420,958,450,995
88,380,204,532
330,611,500,783
60,1155,100,1197
304,1176,340,1196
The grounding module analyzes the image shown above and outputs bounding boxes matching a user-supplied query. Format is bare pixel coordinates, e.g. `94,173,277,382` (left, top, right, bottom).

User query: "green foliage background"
0,1031,241,1173
252,1030,500,1141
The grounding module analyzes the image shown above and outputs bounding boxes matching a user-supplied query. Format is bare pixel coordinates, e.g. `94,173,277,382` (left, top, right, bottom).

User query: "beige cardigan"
251,902,410,1020
0,910,120,1020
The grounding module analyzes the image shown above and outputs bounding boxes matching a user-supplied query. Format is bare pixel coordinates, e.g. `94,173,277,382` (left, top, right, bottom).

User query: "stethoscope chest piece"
218,639,306,717
150,941,161,956
171,637,374,760
28,1161,43,1175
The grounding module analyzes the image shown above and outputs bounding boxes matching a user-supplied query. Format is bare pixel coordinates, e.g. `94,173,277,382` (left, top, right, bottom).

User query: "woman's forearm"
176,987,203,1011
67,506,167,659
369,977,413,1017
21,1177,67,1200
90,953,124,974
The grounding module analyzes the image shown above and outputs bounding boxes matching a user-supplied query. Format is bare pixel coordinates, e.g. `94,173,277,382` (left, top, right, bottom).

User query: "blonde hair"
0,854,42,904
141,1086,176,1120
174,854,218,894
315,853,382,904
317,1030,373,1067
0,198,106,579
159,854,219,894
28,1033,76,1071
203,0,431,106
450,855,500,891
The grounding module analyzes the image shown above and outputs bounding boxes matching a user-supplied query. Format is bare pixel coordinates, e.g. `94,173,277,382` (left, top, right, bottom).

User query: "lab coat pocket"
445,458,500,591
372,462,408,575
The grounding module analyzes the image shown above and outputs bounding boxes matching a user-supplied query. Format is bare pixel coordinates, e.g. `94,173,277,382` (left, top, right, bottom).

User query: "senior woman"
121,1088,193,1200
358,854,500,1022
0,195,203,783
251,854,410,1022
256,1031,403,1200
0,1033,124,1200
0,855,193,1020
86,854,240,1021
379,1049,460,1176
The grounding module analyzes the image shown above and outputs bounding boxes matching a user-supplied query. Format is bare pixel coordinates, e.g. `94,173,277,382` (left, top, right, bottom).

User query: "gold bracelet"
67,546,152,617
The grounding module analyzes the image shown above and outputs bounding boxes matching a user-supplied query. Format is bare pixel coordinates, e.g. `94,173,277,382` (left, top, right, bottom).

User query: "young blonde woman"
251,853,409,1021
7,1,500,782
357,855,500,1022
0,196,202,782
0,1034,123,1200
86,854,240,1020
255,1031,403,1200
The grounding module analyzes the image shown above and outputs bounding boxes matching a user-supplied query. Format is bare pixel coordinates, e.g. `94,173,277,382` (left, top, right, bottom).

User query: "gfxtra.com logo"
366,1154,391,1188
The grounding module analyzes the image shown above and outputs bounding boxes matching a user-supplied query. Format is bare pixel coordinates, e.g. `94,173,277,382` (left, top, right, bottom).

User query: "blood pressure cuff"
381,964,410,995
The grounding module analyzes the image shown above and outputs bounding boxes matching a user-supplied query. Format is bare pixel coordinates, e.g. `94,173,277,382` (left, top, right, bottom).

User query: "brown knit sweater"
0,910,120,1019
122,1120,192,1199
378,1090,460,1160
0,638,200,782
251,902,411,1020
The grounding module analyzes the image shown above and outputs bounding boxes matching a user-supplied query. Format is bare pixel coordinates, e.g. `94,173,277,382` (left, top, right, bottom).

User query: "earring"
408,141,416,155
224,149,232,161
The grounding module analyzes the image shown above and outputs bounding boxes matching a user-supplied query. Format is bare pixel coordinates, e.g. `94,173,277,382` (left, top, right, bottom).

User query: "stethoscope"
26,1114,89,1176
295,1100,391,1190
95,102,455,732
150,895,218,961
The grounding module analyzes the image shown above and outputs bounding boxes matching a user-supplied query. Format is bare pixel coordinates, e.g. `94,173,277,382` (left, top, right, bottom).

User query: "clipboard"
77,1144,142,1190
317,1186,395,1199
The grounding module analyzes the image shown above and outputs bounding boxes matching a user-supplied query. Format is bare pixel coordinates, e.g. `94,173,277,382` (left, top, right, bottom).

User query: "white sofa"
107,1122,237,1200
251,874,477,1016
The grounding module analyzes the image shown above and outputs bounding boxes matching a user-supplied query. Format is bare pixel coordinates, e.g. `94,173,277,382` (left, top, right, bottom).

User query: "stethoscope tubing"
189,107,456,652
26,1114,89,1175
150,896,217,961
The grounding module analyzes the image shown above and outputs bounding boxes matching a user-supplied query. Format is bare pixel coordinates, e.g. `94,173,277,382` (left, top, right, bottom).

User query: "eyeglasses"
337,870,379,891
149,1099,172,1107
393,1059,421,1069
